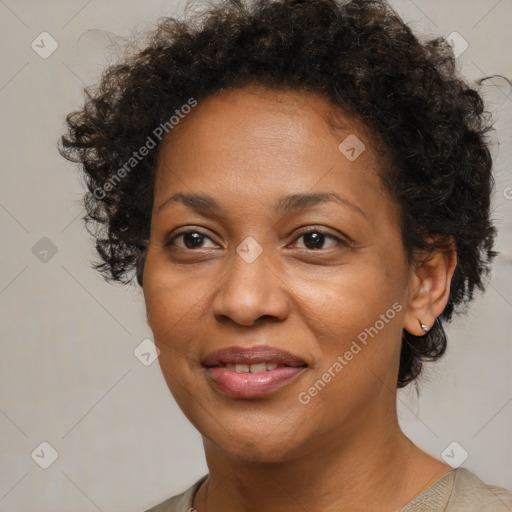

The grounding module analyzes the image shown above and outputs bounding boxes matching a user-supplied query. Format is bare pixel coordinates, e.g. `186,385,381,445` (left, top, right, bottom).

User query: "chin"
222,440,296,464
204,422,306,464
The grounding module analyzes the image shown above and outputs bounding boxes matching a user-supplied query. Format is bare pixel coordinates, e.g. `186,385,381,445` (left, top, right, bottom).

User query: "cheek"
290,257,406,393
143,265,209,407
293,258,405,339
143,257,211,362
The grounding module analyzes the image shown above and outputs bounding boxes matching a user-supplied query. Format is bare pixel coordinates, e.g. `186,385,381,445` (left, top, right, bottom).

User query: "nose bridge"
212,238,289,326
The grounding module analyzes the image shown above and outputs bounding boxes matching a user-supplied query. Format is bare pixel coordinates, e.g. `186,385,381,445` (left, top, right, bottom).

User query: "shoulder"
143,475,208,512
447,468,512,511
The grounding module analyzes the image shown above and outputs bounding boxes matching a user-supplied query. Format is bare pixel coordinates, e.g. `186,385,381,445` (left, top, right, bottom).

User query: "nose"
212,247,290,327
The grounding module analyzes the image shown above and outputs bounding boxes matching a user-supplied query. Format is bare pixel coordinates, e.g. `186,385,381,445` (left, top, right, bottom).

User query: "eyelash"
164,227,346,251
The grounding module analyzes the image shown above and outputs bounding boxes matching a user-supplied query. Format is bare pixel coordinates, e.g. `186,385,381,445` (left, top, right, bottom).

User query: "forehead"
153,86,388,208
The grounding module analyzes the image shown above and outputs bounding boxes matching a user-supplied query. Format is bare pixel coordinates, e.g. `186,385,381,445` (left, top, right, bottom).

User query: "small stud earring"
420,322,429,334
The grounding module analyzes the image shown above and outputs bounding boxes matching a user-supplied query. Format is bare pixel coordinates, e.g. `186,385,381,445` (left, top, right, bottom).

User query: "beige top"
144,468,512,511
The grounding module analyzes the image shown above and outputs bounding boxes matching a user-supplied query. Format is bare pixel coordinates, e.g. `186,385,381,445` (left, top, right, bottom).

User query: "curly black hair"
58,0,497,388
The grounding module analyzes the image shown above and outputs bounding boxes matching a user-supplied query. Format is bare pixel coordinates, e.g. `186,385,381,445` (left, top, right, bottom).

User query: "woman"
59,0,512,510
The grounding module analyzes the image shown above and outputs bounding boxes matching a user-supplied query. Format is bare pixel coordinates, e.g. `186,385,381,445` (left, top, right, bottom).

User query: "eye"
165,229,219,250
164,227,347,251
289,228,346,250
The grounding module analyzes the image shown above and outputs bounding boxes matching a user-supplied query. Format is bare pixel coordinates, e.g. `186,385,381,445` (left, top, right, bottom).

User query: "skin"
142,85,457,512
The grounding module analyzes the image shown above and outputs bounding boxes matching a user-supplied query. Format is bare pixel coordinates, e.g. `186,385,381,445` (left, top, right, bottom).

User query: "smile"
204,364,307,398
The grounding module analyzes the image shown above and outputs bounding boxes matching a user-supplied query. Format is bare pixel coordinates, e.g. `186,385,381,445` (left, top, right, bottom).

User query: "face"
143,86,414,463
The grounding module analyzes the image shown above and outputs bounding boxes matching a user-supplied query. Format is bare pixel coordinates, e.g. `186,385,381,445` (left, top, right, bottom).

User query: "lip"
202,345,307,367
202,345,308,398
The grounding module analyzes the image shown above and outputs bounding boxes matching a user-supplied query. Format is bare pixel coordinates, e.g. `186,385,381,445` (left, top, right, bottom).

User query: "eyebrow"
157,192,367,217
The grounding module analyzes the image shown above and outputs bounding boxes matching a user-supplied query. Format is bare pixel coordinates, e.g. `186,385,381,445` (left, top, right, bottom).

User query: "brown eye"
165,230,218,250
290,229,346,250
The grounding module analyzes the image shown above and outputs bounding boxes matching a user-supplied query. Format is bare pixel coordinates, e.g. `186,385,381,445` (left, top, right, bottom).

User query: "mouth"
210,361,306,373
202,344,307,368
202,345,308,398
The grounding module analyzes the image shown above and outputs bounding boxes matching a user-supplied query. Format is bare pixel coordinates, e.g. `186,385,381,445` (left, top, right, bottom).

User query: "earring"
420,322,429,334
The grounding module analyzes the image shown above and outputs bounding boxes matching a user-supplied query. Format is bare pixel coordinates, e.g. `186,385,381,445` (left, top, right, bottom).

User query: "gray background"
0,1,511,511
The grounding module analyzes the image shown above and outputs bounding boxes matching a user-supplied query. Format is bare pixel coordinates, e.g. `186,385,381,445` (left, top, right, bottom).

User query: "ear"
403,238,457,336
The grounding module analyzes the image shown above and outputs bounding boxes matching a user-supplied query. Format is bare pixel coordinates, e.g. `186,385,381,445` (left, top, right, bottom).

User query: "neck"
193,409,451,512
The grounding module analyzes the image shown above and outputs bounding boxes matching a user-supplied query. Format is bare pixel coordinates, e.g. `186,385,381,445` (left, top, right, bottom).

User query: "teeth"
223,362,282,373
249,363,267,373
